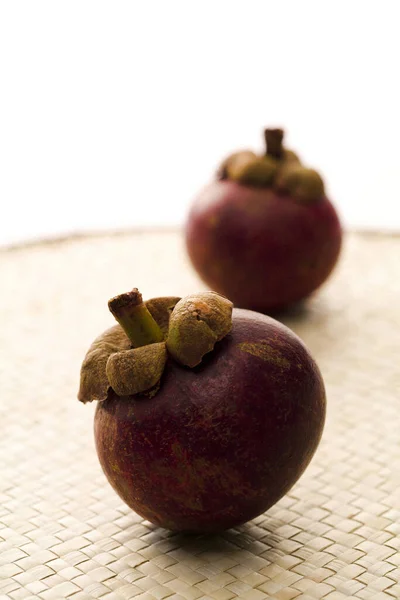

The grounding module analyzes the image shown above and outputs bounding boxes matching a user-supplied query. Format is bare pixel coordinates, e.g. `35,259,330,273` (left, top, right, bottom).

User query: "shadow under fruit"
185,128,342,313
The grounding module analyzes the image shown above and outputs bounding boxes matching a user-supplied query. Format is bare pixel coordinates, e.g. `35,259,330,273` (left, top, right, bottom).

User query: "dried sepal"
78,325,130,403
78,292,232,404
106,342,167,397
282,149,301,165
166,292,233,367
229,155,278,186
218,150,257,180
145,296,181,335
276,166,325,202
78,295,180,404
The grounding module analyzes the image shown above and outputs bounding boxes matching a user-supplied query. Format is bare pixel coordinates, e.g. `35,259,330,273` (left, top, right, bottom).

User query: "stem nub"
264,128,284,160
108,288,164,348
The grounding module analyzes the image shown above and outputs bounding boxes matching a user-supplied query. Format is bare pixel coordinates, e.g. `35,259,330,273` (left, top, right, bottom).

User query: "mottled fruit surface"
186,180,342,312
94,309,326,533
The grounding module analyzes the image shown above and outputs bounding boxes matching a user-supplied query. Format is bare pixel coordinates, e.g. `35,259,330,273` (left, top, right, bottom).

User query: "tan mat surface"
1,231,399,600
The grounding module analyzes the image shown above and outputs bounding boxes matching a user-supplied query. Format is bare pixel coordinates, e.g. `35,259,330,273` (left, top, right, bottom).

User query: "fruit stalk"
108,288,164,347
264,128,284,160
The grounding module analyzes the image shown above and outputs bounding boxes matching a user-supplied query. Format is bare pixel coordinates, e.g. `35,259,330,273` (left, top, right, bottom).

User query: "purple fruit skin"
94,309,326,533
185,180,342,312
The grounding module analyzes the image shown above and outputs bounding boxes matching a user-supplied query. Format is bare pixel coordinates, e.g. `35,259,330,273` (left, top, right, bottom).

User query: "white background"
0,1,399,246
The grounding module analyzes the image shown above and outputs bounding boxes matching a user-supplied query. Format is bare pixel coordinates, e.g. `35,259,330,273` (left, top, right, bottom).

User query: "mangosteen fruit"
78,288,326,532
185,128,342,313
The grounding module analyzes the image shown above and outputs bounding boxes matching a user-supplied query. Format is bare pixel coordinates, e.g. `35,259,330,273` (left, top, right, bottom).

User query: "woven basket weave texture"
1,231,399,600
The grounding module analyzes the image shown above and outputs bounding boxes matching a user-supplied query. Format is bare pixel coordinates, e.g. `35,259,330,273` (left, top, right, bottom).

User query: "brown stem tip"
264,128,284,160
108,288,164,348
108,288,143,313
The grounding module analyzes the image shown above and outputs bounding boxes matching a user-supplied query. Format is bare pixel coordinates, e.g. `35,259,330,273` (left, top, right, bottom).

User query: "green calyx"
78,289,233,403
218,127,325,203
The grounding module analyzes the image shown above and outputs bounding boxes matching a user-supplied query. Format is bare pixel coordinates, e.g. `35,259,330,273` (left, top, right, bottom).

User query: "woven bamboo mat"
1,230,399,600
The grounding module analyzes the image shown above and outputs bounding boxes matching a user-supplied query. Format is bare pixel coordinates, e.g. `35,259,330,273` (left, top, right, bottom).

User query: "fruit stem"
264,128,284,160
108,288,164,348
